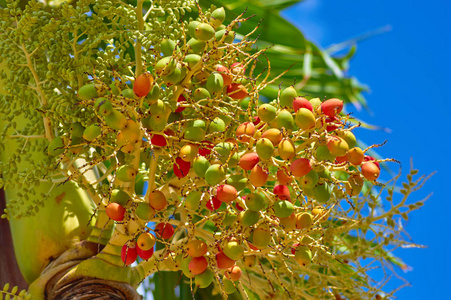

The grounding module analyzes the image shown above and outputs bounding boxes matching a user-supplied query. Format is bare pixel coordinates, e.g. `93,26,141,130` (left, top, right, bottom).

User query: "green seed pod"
148,114,167,132
104,110,127,130
71,122,85,138
210,7,226,27
108,83,120,95
206,72,224,93
252,227,271,249
309,97,322,110
214,142,235,163
240,210,260,227
184,126,205,141
116,165,137,182
312,183,331,203
276,109,294,130
245,193,266,211
258,103,277,123
185,191,202,210
135,203,155,221
208,117,226,133
242,255,257,268
223,212,238,227
299,170,319,189
223,241,244,261
149,100,166,115
95,98,114,117
315,145,336,161
273,200,294,218
296,212,313,229
279,86,297,108
195,23,215,41
228,152,239,168
215,29,235,44
111,189,130,206
256,138,274,160
155,56,177,76
204,164,225,186
227,175,248,191
121,88,135,100
181,256,194,278
295,245,312,266
48,136,65,156
146,84,160,102
162,64,186,85
83,124,102,141
78,83,98,101
223,277,237,294
161,38,177,56
195,269,214,288
193,87,211,101
187,38,207,54
184,54,202,68
193,156,210,178
218,107,232,125
188,21,200,38
338,130,357,149
295,108,316,130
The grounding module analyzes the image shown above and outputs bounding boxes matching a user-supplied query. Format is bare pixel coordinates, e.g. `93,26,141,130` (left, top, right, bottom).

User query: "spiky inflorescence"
0,1,427,299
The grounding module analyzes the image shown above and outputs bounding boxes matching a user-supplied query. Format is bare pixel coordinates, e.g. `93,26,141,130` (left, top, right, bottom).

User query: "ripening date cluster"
46,6,385,294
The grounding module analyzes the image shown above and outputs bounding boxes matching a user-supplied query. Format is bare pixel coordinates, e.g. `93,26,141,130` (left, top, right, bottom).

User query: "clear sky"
283,0,450,298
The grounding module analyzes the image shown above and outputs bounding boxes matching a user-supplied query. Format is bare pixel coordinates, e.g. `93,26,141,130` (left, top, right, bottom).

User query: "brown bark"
0,188,28,290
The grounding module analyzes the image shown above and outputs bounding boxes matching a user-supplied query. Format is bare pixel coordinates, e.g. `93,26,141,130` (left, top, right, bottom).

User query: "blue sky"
283,0,450,298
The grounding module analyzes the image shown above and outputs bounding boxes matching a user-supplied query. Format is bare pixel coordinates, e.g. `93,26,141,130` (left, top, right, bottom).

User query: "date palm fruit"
347,147,364,165
111,189,130,206
258,103,277,123
226,265,242,281
250,164,268,187
256,138,274,160
252,227,271,249
205,164,226,186
236,122,255,142
315,144,336,161
195,269,214,288
243,255,257,268
174,157,191,178
195,23,215,41
116,165,137,182
278,138,296,160
181,256,195,278
214,142,234,162
199,140,214,156
134,72,153,97
106,202,126,221
279,213,296,231
155,56,177,76
295,245,312,266
296,212,313,229
216,184,237,203
327,136,349,156
364,155,381,169
240,209,260,227
161,38,177,56
70,122,85,138
245,193,266,211
208,117,226,133
239,152,259,170
193,156,210,178
149,114,168,132
104,110,127,130
273,200,294,218
215,65,232,85
175,95,186,113
290,158,312,177
262,128,283,146
223,277,237,294
215,29,235,44
147,190,167,210
184,54,201,69
279,86,297,108
312,183,331,203
185,191,202,210
121,88,135,100
147,83,160,102
137,246,154,260
206,72,224,93
210,7,226,27
155,222,175,239
309,97,322,110
227,83,248,99
346,174,364,196
95,97,113,116
137,232,156,251
187,239,208,258
273,184,291,200
193,87,211,101
179,144,199,162
78,83,99,100
277,167,293,185
276,109,294,130
295,108,316,130
299,170,319,189
206,196,221,211
163,63,186,85
223,240,244,261
361,162,380,181
338,130,357,148
184,126,205,141
82,124,101,141
189,256,208,275
188,21,200,37
187,38,206,54
135,203,155,221
321,98,343,117
48,136,65,156
293,97,313,112
216,251,235,269
121,243,137,266
227,174,248,191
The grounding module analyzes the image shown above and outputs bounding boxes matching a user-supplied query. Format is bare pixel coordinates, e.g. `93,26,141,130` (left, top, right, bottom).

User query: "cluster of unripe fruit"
46,6,386,295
